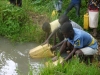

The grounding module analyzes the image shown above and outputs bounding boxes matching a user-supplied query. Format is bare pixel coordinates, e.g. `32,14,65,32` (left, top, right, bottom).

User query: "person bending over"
60,22,98,64
42,15,83,46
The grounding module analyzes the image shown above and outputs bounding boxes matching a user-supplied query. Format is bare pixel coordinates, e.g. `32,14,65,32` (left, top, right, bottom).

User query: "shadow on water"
0,37,46,75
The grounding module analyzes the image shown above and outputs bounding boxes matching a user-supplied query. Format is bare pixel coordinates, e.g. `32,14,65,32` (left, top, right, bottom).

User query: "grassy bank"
0,0,100,75
39,58,100,75
0,0,100,43
0,0,46,43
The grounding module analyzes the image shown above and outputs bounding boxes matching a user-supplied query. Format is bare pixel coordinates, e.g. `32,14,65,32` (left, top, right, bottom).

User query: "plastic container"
89,10,99,28
45,57,64,66
83,13,89,30
51,10,57,17
29,44,54,58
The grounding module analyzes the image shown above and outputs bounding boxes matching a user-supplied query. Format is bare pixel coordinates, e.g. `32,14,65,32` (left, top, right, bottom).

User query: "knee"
75,50,83,56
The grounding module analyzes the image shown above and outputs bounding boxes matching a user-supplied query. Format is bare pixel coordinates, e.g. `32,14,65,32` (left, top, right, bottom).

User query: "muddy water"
0,37,46,75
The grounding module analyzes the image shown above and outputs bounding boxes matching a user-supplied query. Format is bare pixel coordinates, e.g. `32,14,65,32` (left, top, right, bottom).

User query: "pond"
0,37,46,75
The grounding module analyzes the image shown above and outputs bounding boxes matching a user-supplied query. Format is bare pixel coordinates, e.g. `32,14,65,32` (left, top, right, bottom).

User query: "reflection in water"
0,37,46,75
0,52,17,75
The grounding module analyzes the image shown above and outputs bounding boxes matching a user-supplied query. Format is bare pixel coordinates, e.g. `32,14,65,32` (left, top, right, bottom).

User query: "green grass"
0,0,100,74
39,58,100,75
0,0,46,43
0,0,100,43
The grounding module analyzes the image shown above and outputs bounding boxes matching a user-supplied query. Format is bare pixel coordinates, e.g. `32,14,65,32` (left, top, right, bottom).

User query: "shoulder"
73,28,82,40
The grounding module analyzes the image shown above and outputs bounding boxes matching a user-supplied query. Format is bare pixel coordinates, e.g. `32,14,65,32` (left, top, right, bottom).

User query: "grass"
0,0,100,75
0,0,100,43
39,58,100,75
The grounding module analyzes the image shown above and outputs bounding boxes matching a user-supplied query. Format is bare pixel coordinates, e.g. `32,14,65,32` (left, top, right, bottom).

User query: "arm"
45,32,50,40
43,27,60,44
64,48,76,61
51,40,64,51
59,41,67,55
53,33,56,45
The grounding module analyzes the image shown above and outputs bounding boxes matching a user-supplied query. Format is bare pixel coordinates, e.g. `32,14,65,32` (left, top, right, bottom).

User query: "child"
88,0,100,37
60,22,98,64
42,15,83,45
64,0,81,17
42,19,63,45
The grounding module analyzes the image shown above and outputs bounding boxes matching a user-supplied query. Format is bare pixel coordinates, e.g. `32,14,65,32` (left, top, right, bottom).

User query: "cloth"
80,47,98,55
71,0,81,4
64,0,81,17
88,0,100,10
67,28,98,49
70,20,83,30
50,19,60,32
54,0,62,11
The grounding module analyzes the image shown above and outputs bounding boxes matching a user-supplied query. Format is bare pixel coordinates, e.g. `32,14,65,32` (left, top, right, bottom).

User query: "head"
58,14,70,25
60,22,74,39
42,22,51,33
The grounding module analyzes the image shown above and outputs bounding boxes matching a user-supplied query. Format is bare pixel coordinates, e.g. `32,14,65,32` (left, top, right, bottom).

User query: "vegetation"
0,0,100,75
0,0,100,43
0,0,46,43
39,58,100,75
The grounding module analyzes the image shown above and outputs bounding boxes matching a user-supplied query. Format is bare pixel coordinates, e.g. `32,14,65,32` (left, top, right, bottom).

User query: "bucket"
29,44,54,58
51,10,58,17
89,10,99,28
45,57,64,66
83,13,89,30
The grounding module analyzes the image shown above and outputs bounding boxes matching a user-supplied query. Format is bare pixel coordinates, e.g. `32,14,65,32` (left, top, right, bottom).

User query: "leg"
84,55,94,65
17,0,22,7
77,47,98,64
93,28,97,37
75,50,94,64
53,34,56,45
74,4,80,17
97,55,100,67
9,0,16,5
64,3,74,15
57,29,64,42
75,50,84,63
57,10,62,18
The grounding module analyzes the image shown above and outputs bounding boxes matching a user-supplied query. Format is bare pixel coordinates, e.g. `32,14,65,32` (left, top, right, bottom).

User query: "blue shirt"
71,0,81,4
67,28,98,49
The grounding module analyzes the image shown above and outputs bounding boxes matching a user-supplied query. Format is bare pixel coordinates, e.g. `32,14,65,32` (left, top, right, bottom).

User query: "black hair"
42,22,51,33
61,22,73,33
58,14,70,25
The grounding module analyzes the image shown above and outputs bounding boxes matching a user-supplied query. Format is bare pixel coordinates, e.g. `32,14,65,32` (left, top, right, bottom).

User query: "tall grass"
0,0,46,43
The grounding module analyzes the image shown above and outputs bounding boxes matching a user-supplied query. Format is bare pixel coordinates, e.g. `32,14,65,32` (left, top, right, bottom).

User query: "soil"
28,11,50,27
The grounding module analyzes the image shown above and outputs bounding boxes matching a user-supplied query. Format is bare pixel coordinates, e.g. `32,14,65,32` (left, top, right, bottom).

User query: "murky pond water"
0,37,46,75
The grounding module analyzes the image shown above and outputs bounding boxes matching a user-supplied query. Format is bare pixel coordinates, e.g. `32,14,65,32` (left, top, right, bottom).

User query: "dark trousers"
9,0,22,7
64,3,80,17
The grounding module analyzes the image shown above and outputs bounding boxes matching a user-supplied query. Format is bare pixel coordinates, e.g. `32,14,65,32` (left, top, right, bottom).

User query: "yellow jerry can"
51,10,57,17
83,13,89,30
45,57,64,67
29,44,54,59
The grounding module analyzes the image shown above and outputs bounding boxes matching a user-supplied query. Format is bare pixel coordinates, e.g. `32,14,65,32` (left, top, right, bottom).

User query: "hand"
50,46,57,51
